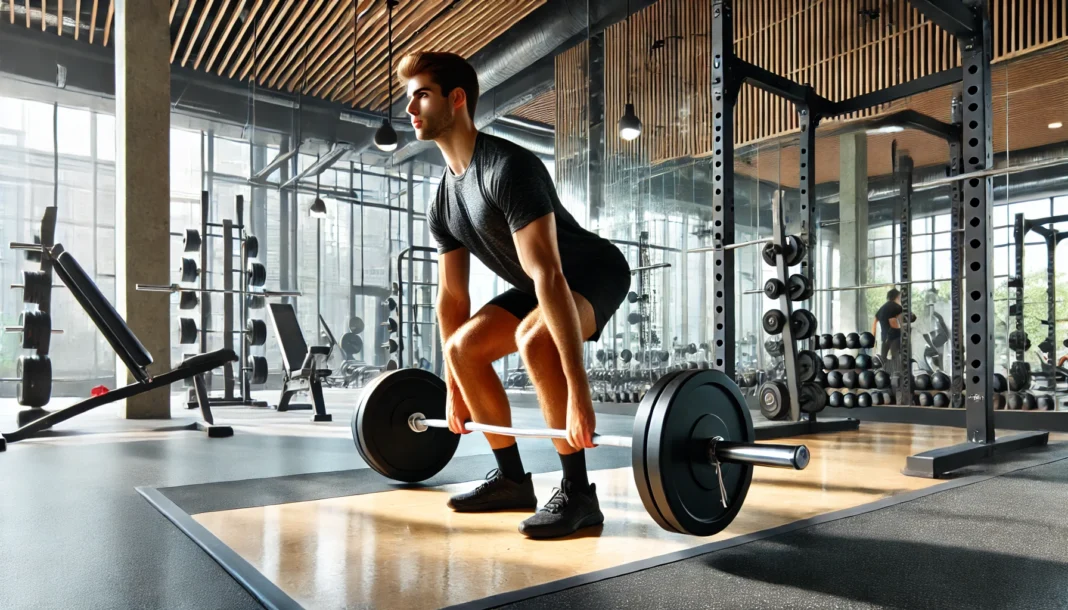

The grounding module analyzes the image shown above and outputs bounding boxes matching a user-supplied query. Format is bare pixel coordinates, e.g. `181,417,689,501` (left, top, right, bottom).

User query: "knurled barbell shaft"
410,415,808,470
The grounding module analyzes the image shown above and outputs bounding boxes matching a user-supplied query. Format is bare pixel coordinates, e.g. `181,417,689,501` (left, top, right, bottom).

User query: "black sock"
493,443,526,483
559,450,589,490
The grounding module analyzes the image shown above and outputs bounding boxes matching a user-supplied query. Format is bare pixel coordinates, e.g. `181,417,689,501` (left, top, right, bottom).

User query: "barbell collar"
409,414,808,470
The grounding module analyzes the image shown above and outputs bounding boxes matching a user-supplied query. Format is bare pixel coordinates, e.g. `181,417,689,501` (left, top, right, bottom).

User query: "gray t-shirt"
429,132,620,294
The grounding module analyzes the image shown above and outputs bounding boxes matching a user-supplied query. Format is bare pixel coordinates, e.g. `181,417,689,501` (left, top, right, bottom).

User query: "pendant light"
374,0,399,151
618,0,642,141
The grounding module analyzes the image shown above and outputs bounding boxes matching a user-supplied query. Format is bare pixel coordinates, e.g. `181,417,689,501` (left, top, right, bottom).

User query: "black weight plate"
789,309,817,340
341,332,362,356
787,274,811,302
630,371,683,532
762,310,786,335
17,355,52,408
784,235,806,266
800,381,827,414
797,350,819,382
246,318,267,346
759,380,789,420
859,332,875,349
247,262,267,287
20,310,51,354
178,317,198,345
179,291,199,310
179,257,199,283
638,369,754,536
761,242,777,266
348,316,365,334
764,278,784,300
353,368,459,483
247,294,266,310
244,235,259,259
248,356,268,385
627,291,639,304
184,229,201,253
23,270,51,306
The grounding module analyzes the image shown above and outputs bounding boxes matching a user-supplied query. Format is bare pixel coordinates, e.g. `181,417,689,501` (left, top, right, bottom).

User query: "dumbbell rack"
758,142,858,438
7,207,59,428
180,193,268,410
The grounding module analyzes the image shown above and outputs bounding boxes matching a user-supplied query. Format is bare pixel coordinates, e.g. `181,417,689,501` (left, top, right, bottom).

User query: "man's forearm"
438,296,471,389
533,272,588,391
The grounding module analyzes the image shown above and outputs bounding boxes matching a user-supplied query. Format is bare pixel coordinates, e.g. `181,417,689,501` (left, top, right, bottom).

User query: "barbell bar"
688,237,772,253
743,277,956,295
352,367,810,536
922,156,1068,189
407,415,808,470
136,283,301,297
630,263,673,274
177,317,267,346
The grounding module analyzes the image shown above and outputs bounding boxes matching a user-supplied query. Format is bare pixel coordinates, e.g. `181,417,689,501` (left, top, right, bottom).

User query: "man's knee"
516,322,555,363
446,321,503,365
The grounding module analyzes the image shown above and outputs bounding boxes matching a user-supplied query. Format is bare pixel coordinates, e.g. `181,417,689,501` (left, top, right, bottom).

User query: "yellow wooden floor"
193,423,1013,609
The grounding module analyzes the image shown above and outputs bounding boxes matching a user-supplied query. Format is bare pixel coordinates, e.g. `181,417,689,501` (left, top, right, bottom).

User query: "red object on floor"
90,385,109,397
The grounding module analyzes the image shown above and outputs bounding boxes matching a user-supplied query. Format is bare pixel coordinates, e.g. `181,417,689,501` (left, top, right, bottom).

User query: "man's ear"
451,87,467,113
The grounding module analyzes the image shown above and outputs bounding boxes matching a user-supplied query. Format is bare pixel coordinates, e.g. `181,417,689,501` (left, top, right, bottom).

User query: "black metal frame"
1012,214,1068,379
901,0,1047,477
896,155,915,406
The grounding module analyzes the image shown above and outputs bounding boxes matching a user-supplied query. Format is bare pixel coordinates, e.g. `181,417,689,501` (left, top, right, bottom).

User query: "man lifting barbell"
401,51,631,538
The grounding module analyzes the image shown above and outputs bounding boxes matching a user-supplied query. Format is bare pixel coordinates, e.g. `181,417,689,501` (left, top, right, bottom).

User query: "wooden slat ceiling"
735,43,1068,188
8,0,545,111
510,88,556,126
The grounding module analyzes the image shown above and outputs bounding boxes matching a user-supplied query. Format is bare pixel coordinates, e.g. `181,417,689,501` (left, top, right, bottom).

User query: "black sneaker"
518,479,604,539
447,469,538,513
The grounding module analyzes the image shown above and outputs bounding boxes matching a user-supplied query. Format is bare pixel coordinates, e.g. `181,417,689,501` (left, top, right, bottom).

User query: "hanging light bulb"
619,103,642,141
309,197,328,218
375,0,398,153
375,118,398,151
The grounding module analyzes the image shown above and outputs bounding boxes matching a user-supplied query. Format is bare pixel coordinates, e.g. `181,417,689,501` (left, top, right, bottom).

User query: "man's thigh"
452,302,524,363
516,291,599,345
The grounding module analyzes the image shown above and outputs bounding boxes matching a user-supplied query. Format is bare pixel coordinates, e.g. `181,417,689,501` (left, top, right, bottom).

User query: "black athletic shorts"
487,248,631,343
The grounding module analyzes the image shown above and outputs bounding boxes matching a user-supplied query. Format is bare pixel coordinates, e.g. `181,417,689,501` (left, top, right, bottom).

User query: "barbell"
177,317,267,346
352,367,810,537
5,310,63,354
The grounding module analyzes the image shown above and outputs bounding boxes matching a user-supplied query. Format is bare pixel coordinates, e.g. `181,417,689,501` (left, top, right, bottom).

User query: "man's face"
406,73,458,141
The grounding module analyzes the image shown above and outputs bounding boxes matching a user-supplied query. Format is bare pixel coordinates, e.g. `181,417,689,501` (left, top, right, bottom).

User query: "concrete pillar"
114,0,171,418
838,132,868,332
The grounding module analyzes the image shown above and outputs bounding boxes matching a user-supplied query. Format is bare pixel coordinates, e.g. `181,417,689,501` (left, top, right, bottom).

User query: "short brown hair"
397,51,479,121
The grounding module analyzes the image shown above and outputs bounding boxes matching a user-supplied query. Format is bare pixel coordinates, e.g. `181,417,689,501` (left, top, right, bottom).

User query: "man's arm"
437,248,471,393
512,214,588,394
872,317,879,336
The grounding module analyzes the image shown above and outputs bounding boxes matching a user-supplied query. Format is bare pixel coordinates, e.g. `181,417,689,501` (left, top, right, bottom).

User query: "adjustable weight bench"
0,244,237,452
266,303,332,421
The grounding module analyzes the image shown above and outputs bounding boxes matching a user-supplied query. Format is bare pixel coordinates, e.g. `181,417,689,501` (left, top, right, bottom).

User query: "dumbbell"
183,228,202,252
846,333,860,349
993,373,1007,393
914,373,931,391
993,393,1007,410
1006,392,1023,410
882,391,895,405
828,391,844,408
820,334,834,350
874,370,891,389
178,317,267,346
916,392,932,407
871,391,884,406
838,354,855,370
764,278,785,299
856,392,873,408
932,392,949,408
855,354,872,370
5,310,64,354
822,354,838,371
842,392,857,409
841,371,857,389
931,372,950,391
858,370,875,390
832,333,847,349
826,370,843,388
859,332,875,349
1035,394,1055,411
1022,392,1038,411
871,355,884,369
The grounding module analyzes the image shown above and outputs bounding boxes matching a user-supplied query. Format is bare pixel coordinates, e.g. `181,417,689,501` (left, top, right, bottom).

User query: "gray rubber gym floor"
3,390,1068,610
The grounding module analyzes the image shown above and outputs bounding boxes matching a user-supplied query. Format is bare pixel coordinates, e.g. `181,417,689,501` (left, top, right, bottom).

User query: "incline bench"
266,303,332,421
0,243,237,452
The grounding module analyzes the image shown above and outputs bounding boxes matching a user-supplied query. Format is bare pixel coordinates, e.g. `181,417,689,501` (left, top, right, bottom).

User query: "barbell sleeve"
136,283,302,297
9,241,44,251
410,415,808,470
5,327,63,334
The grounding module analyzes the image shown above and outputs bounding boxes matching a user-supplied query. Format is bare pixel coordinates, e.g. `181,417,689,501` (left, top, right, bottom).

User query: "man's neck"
436,123,479,177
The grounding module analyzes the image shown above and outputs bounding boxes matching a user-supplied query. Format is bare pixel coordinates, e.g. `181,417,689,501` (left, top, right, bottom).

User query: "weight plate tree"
354,368,808,537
